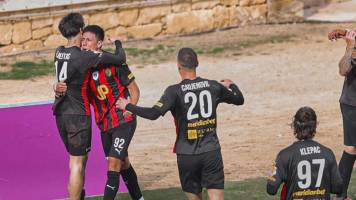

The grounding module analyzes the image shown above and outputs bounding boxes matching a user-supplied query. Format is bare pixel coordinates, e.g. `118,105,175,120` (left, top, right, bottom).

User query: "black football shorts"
100,120,136,160
55,115,92,156
341,103,356,146
177,149,224,194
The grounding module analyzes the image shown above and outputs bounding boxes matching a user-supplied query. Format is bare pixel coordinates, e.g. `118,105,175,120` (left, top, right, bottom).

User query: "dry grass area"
1,22,355,190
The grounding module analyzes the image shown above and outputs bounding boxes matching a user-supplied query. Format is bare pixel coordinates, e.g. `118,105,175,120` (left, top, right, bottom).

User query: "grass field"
88,171,356,200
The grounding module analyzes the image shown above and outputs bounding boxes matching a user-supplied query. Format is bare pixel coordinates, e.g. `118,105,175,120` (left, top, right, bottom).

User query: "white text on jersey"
300,146,321,156
181,81,210,92
56,52,71,60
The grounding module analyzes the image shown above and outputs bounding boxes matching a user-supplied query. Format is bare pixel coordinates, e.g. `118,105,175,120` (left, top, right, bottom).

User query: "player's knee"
108,157,122,172
344,146,356,155
70,162,85,175
121,157,131,170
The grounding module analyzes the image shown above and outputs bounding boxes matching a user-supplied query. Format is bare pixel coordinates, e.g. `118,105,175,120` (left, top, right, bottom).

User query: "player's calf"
121,161,144,200
104,170,120,200
207,189,223,200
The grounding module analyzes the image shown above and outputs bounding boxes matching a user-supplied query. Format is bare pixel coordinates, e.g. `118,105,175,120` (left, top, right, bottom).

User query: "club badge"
92,71,99,80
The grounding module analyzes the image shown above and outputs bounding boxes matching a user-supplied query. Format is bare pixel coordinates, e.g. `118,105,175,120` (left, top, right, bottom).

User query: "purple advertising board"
0,102,127,200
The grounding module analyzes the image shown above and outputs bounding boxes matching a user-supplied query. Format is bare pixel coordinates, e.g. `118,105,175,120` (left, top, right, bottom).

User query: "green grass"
0,60,54,80
87,170,356,200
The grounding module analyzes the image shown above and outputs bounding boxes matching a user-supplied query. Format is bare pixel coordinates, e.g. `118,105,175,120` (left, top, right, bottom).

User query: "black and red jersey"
52,46,125,116
88,63,135,132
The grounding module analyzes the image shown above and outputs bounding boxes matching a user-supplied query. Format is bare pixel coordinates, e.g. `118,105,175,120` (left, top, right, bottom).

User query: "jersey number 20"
184,90,213,120
55,61,68,81
297,159,325,189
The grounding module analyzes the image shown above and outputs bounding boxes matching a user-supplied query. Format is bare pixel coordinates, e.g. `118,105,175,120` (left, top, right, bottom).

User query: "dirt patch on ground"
1,22,355,190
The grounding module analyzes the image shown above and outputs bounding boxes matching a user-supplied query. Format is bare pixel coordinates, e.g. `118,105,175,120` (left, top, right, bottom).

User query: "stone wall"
0,0,309,55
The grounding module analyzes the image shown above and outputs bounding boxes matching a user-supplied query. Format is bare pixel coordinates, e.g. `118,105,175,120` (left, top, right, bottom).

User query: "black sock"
104,171,120,200
121,165,143,200
338,151,356,198
80,189,85,200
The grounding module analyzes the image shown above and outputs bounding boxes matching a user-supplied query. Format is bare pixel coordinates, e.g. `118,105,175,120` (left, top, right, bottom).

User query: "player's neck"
66,35,81,48
181,71,197,80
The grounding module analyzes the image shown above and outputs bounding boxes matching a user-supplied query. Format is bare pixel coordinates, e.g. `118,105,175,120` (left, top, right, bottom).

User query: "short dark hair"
292,106,317,140
83,25,105,41
58,13,84,39
177,48,199,69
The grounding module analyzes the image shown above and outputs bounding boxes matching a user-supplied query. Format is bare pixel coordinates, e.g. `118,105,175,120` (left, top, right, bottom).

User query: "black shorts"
177,149,224,194
101,120,136,160
341,103,356,146
55,115,92,156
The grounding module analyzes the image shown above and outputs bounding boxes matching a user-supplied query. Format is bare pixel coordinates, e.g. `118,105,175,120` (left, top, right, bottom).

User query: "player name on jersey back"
56,51,71,60
181,81,210,92
300,146,321,156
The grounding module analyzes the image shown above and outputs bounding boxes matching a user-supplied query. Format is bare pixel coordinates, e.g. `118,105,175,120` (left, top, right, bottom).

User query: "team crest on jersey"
92,71,99,80
105,68,112,77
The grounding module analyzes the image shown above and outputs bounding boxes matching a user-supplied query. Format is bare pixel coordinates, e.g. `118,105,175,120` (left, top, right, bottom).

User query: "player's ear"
97,40,103,49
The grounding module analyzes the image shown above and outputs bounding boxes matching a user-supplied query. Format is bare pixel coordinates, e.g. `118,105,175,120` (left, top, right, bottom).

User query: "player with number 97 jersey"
267,107,343,200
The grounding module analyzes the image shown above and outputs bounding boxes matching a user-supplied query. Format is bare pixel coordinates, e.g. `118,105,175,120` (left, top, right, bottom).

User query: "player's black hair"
83,25,105,41
292,106,317,140
177,48,199,69
58,13,85,39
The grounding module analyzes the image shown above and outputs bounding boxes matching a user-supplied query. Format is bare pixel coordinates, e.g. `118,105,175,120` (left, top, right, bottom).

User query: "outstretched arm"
116,86,176,120
117,98,161,120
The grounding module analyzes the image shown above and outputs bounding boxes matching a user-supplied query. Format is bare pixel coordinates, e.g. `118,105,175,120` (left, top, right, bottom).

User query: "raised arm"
338,30,356,76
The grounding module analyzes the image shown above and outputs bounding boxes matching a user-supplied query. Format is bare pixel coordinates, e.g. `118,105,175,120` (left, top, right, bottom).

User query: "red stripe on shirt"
173,117,179,153
112,66,133,123
81,72,91,116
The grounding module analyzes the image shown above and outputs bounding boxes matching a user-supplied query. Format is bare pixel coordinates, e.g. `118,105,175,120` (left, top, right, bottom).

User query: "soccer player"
53,13,125,200
116,48,244,200
266,106,343,200
81,25,144,200
329,29,356,200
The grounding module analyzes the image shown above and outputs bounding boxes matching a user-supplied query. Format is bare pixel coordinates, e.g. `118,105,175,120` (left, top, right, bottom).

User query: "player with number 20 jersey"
116,48,244,199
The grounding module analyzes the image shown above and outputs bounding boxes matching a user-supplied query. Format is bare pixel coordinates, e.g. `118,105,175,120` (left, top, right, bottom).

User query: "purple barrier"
0,103,127,200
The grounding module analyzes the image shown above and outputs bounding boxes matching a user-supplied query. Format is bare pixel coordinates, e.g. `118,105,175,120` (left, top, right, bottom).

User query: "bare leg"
68,155,87,200
207,189,223,200
185,192,202,200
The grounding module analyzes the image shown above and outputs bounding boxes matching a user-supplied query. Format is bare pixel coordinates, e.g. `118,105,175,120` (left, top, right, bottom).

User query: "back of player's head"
58,13,84,39
83,25,105,41
177,48,199,70
292,106,317,140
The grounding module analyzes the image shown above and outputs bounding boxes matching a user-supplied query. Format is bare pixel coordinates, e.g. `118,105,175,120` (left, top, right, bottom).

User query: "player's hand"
107,35,122,44
123,110,133,118
220,79,234,88
116,98,130,110
328,29,346,41
54,81,67,93
343,29,356,48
